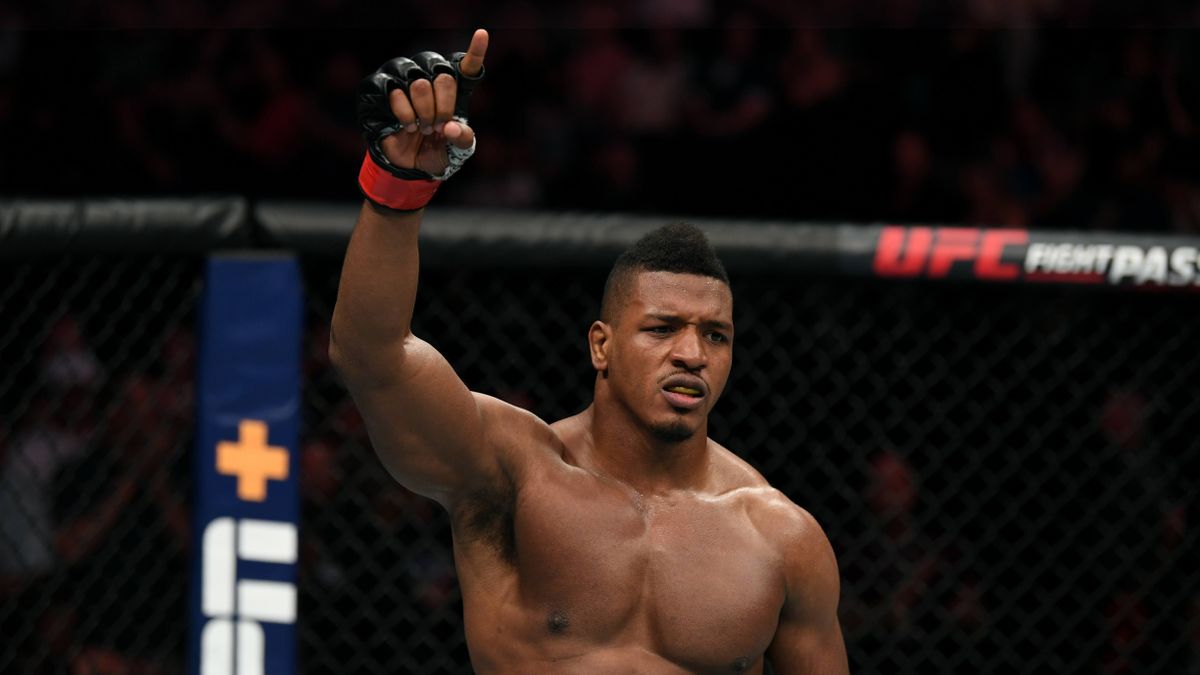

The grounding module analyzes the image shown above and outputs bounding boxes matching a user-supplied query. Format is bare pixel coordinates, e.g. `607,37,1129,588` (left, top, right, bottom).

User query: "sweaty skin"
331,28,849,675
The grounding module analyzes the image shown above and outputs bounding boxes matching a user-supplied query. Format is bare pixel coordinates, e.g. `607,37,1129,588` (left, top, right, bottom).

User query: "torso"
449,413,792,674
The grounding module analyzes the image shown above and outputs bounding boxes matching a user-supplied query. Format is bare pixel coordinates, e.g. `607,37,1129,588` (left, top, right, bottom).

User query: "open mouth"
662,385,704,410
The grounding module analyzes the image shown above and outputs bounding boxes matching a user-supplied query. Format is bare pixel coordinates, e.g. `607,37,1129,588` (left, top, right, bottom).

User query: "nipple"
547,610,570,635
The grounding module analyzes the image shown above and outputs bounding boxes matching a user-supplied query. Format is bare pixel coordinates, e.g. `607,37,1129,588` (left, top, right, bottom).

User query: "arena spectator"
0,392,89,673
54,374,191,674
5,1,1197,232
840,448,988,662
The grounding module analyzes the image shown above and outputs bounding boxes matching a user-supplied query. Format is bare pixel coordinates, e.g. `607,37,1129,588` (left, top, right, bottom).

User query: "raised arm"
766,507,850,674
329,30,511,507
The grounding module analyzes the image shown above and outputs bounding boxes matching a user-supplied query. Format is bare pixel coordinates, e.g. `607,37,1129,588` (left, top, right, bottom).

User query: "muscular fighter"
330,29,849,674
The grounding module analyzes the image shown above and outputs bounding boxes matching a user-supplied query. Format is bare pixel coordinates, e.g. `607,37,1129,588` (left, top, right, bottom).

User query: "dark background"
3,1,1200,674
3,0,1199,229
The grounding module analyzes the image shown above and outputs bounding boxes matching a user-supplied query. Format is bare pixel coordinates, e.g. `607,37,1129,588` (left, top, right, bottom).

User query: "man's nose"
670,328,707,370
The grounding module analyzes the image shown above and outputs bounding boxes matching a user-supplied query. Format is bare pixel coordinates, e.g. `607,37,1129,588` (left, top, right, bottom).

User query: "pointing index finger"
458,29,488,78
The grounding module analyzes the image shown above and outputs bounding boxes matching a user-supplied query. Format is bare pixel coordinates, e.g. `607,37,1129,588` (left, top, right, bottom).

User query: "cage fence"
0,202,1196,675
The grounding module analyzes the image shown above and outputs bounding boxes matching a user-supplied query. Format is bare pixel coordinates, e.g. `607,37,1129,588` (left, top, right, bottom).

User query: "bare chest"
505,472,784,671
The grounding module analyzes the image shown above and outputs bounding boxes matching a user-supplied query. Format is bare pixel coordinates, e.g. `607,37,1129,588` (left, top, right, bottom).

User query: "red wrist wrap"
358,154,440,211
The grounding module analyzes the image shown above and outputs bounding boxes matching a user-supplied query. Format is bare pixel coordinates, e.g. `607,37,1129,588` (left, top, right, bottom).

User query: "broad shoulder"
472,393,565,471
750,492,836,574
708,445,837,586
749,495,839,616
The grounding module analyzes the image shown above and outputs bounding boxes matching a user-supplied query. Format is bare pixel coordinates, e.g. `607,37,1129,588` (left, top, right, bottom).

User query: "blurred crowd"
2,0,1199,230
0,315,193,674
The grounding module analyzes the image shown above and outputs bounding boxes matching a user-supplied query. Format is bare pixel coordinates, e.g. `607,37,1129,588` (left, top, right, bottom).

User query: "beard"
649,420,694,443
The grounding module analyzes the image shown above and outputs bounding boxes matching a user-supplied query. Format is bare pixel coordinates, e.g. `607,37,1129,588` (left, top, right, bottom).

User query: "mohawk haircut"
600,222,730,322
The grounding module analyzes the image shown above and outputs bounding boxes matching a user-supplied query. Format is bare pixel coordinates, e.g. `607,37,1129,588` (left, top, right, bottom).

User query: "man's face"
594,271,734,443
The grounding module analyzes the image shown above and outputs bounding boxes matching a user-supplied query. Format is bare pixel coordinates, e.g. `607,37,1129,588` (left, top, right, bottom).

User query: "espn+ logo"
200,420,295,675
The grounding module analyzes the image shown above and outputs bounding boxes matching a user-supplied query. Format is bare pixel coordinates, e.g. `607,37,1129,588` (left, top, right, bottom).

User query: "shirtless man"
330,29,850,674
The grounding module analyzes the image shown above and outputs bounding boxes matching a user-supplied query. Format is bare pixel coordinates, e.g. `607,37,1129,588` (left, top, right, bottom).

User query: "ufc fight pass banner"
860,226,1200,288
190,255,302,675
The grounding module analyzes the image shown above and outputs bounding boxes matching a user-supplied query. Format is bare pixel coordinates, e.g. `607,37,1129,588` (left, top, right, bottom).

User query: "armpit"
454,473,518,565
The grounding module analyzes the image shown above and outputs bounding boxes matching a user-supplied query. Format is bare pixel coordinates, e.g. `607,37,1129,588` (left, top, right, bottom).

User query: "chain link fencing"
1,206,1197,674
0,254,201,674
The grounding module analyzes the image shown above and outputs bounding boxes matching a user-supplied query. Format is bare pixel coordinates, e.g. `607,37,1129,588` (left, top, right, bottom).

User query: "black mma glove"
356,50,484,211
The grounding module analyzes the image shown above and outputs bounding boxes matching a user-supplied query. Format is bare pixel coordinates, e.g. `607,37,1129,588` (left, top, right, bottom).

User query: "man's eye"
707,332,728,343
647,326,671,334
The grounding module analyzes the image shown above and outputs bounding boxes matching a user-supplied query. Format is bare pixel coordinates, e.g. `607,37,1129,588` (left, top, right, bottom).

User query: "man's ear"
588,320,612,375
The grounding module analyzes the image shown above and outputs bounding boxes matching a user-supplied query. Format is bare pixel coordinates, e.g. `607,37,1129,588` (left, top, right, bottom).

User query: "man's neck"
581,402,712,495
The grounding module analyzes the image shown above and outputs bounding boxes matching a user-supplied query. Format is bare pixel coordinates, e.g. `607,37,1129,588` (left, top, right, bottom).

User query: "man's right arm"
329,31,506,508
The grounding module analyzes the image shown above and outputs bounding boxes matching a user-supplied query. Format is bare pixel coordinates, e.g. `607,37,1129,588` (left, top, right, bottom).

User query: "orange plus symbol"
216,420,289,502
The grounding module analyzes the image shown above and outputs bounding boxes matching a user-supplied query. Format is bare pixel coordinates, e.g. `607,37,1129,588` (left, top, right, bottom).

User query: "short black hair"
600,222,730,322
